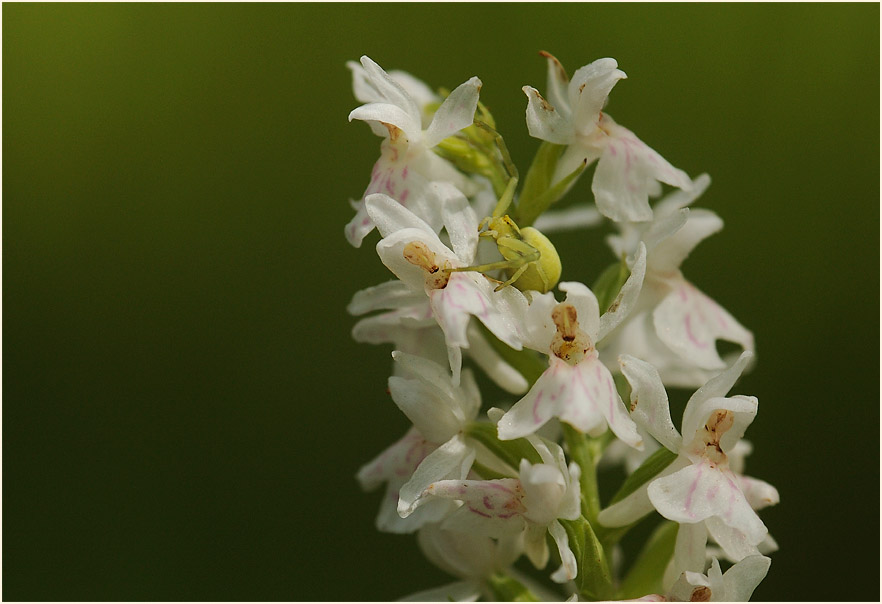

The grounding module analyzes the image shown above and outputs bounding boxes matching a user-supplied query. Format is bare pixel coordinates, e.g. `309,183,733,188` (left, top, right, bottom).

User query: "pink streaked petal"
654,280,755,371
648,461,767,547
356,427,435,492
567,359,642,448
592,116,691,223
434,479,529,538
432,273,524,352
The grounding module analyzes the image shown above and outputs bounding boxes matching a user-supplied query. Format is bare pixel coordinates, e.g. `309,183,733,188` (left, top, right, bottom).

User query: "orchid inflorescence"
346,53,778,602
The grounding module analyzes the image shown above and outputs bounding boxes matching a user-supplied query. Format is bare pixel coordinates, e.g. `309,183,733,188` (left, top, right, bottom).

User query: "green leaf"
516,142,561,219
487,573,540,602
470,460,511,480
618,521,679,599
592,258,630,314
560,517,614,601
465,422,542,468
609,447,678,506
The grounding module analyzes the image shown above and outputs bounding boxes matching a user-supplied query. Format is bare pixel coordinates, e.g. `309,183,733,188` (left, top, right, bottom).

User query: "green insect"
451,175,562,294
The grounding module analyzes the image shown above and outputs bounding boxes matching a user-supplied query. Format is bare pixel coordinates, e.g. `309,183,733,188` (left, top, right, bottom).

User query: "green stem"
562,424,601,525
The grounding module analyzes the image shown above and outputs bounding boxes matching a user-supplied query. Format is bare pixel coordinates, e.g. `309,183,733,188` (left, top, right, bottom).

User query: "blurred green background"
3,3,878,601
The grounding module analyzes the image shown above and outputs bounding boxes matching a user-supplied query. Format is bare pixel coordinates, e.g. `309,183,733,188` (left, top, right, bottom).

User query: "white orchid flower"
405,436,582,584
598,353,778,578
602,175,755,388
346,56,482,247
364,183,528,385
356,352,481,534
495,245,648,448
400,524,523,602
522,53,691,222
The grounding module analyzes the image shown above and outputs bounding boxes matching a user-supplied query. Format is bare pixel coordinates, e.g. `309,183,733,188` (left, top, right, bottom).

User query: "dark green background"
4,3,878,601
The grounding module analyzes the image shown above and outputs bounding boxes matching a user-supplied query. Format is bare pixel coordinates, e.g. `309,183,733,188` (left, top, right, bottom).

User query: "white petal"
348,280,424,315
438,182,479,264
559,281,600,342
681,395,757,455
681,352,754,440
653,173,712,217
553,142,602,187
705,516,762,562
520,291,559,353
598,242,647,341
345,200,376,248
418,522,521,580
549,520,578,583
532,205,603,233
648,462,768,547
388,70,440,123
721,555,771,601
366,192,438,239
668,569,712,602
737,475,780,511
399,435,476,517
640,208,690,259
654,281,755,372
568,58,625,136
522,522,550,569
425,76,482,148
598,456,690,528
666,522,709,588
496,365,561,440
465,323,529,395
399,581,481,602
522,86,574,145
541,51,572,119
359,56,421,131
618,354,681,452
649,208,723,275
349,102,421,143
350,305,436,345
389,363,467,442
